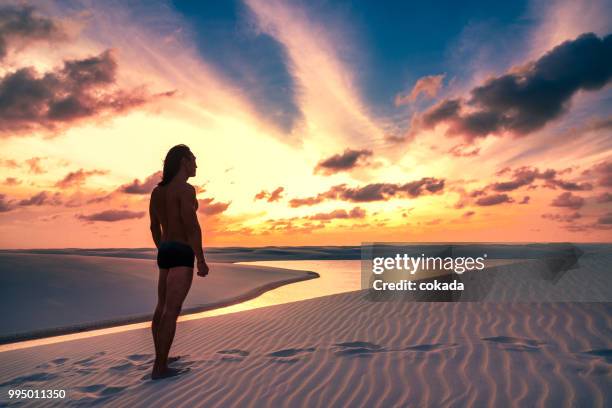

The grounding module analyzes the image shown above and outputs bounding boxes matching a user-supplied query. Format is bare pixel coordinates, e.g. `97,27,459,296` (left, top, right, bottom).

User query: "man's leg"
152,266,193,378
152,268,168,363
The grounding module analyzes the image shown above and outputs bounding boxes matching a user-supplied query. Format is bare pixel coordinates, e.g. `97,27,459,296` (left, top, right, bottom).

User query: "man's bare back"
150,181,198,245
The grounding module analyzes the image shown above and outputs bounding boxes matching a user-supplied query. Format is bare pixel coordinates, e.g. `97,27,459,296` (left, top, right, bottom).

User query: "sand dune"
0,253,317,342
0,290,609,407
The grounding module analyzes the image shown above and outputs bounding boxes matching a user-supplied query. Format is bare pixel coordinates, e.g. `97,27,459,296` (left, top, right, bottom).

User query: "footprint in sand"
127,353,153,362
267,347,316,363
401,343,459,352
144,355,186,365
140,368,192,382
167,358,199,372
36,357,70,369
75,384,106,393
74,357,97,367
580,349,612,364
72,383,129,403
482,336,545,352
71,368,97,375
109,361,136,371
109,354,186,371
334,341,385,357
217,349,250,362
0,372,59,387
333,341,458,357
73,351,107,367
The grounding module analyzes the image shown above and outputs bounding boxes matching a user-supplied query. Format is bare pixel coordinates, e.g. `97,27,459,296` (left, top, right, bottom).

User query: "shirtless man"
149,144,209,380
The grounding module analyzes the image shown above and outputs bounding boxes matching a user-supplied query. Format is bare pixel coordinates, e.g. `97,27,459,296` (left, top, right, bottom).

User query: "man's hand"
197,260,209,277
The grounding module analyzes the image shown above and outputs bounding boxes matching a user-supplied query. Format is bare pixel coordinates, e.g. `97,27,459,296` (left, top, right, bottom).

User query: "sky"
0,0,610,248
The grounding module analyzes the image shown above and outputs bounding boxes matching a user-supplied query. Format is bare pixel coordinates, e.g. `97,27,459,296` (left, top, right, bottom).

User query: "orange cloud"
0,5,66,61
2,177,21,186
551,192,585,210
77,209,145,222
395,74,445,106
254,186,285,202
55,169,108,189
119,171,162,195
199,198,231,215
314,149,373,175
290,178,445,207
307,206,366,221
0,49,175,137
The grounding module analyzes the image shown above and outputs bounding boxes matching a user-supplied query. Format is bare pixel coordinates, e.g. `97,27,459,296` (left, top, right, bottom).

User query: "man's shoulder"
179,182,196,195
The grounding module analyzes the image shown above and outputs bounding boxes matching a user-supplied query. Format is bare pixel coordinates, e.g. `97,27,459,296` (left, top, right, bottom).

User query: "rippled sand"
0,290,609,407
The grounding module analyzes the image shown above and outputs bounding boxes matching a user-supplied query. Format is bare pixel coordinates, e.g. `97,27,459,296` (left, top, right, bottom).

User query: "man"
149,144,209,379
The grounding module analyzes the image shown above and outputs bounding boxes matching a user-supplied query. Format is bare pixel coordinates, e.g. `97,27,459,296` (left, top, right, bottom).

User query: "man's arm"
149,190,162,249
179,185,205,262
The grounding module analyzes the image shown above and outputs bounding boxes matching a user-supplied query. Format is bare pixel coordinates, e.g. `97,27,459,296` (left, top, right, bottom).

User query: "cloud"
425,218,442,225
551,192,584,209
0,193,16,212
0,158,19,168
448,144,480,157
395,74,445,106
267,186,284,202
77,209,145,222
598,212,612,225
420,98,461,129
26,157,45,174
288,196,324,207
246,0,386,146
2,177,20,186
18,191,62,206
519,196,530,204
565,223,611,233
596,192,612,203
55,168,108,188
119,171,162,194
542,212,581,222
314,149,373,175
262,216,326,234
491,167,555,191
0,5,65,61
289,177,445,207
475,193,514,206
254,186,285,202
199,198,231,215
495,167,511,176
463,211,475,218
547,179,593,191
589,160,612,187
0,49,174,136
415,33,612,141
490,166,592,192
307,206,366,221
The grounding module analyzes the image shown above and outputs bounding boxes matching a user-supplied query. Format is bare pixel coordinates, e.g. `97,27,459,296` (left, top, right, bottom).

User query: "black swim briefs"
157,241,195,269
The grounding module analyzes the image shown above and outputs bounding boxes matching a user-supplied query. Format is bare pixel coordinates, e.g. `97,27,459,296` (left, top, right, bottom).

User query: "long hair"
158,144,192,186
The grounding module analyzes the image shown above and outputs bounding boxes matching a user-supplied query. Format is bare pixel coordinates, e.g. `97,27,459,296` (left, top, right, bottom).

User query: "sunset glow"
0,0,610,248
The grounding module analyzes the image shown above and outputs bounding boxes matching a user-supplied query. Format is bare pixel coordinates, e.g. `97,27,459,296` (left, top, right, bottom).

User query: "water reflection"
181,260,361,321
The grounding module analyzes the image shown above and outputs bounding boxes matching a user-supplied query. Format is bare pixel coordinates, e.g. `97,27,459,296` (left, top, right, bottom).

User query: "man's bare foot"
151,367,190,380
168,355,182,364
149,355,181,365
